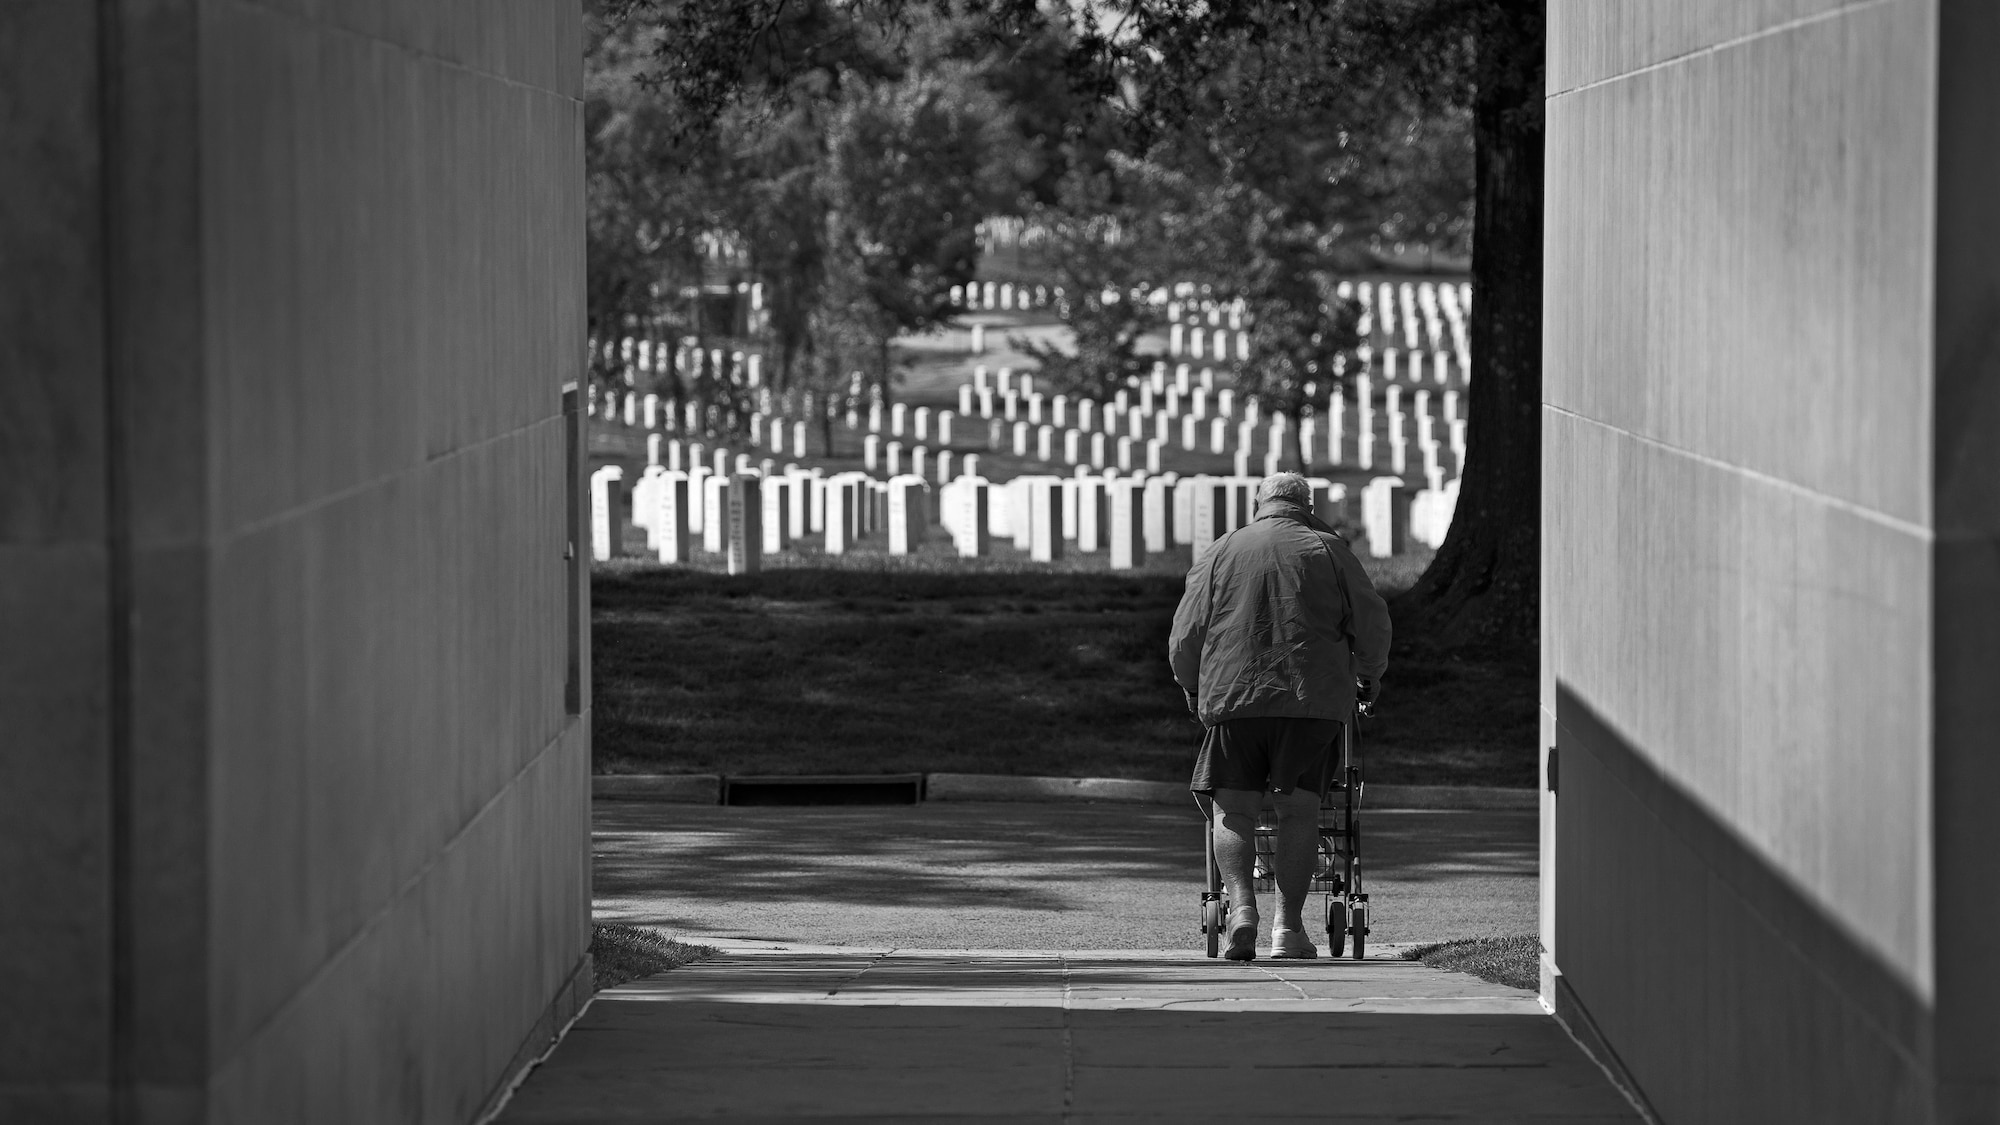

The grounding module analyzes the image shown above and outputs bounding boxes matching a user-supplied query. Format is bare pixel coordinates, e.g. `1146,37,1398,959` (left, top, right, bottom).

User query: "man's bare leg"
1271,787,1322,945
1209,788,1264,958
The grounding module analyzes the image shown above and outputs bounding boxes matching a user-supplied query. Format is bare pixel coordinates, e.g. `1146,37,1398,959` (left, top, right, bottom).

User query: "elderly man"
1169,472,1392,960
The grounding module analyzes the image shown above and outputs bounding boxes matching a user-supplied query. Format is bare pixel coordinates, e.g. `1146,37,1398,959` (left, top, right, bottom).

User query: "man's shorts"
1190,716,1346,798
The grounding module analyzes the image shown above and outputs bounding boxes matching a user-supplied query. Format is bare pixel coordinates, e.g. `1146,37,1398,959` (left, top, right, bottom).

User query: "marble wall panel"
1546,0,1934,525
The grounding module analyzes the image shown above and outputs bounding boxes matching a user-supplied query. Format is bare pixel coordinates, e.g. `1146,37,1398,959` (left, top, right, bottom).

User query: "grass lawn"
590,925,717,990
1406,935,1541,992
590,547,1536,788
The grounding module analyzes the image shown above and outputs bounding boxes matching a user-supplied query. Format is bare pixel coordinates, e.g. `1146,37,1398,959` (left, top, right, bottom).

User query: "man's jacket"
1168,498,1392,725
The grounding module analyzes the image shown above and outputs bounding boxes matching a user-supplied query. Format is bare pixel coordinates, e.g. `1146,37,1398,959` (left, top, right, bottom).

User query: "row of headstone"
953,280,1049,311
597,459,1447,569
1336,279,1472,372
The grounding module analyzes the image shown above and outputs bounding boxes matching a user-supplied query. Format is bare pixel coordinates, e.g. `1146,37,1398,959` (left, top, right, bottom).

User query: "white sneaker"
1269,928,1318,959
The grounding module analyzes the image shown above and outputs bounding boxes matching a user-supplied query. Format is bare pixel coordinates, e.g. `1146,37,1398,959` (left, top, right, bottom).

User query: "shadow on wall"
1552,683,1929,1124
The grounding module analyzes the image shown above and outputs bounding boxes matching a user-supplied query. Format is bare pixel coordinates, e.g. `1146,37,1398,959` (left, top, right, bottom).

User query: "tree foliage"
594,0,1544,654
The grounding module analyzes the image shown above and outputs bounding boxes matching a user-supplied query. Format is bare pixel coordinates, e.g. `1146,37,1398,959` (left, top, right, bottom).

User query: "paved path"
498,945,1637,1123
594,801,1536,949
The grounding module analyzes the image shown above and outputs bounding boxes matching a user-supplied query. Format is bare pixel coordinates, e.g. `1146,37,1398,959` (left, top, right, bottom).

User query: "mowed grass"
591,549,1536,788
1407,935,1541,992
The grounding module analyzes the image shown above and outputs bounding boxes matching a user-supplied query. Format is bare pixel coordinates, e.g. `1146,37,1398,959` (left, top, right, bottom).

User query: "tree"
614,0,1544,654
584,7,718,394
820,62,1021,403
1010,164,1164,402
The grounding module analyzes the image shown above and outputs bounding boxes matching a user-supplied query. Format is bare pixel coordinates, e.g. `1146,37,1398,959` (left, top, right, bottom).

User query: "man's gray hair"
1256,472,1312,508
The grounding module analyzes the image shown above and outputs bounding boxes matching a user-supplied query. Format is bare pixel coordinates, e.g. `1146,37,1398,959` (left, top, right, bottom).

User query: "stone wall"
1543,2,1999,1120
1,1,588,1120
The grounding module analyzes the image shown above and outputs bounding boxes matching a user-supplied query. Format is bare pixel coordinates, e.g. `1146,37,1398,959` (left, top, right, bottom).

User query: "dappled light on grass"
592,560,1532,787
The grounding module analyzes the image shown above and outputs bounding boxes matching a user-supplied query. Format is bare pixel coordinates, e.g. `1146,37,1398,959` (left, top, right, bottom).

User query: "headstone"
1107,482,1144,570
1029,478,1064,562
1060,477,1078,540
1146,438,1163,474
937,449,955,483
979,388,994,419
938,411,954,445
1218,389,1234,418
703,473,728,554
1013,420,1030,456
962,453,979,479
792,421,808,457
643,394,659,430
886,440,903,477
651,471,691,563
914,406,931,441
973,365,989,392
1003,390,1018,422
760,477,789,554
667,438,683,472
1028,394,1044,425
954,480,990,557
1361,477,1410,559
1078,399,1096,432
1018,373,1033,397
824,476,853,554
1172,477,1194,544
1076,476,1105,552
1091,432,1107,469
1210,418,1227,455
589,466,624,561
913,445,929,480
788,470,809,541
971,323,985,353
891,402,906,437
1142,477,1168,553
687,465,710,534
1052,395,1068,428
1190,477,1227,562
998,368,1013,395
1117,435,1133,471
647,433,663,466
1006,478,1034,550
864,433,880,471
888,477,925,555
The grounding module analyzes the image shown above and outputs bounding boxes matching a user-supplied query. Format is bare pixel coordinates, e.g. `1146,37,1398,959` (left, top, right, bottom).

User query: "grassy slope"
592,552,1535,788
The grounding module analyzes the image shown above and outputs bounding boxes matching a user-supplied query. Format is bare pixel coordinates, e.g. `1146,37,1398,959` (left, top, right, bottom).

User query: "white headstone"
1029,478,1063,563
1142,477,1168,553
590,466,623,561
1107,482,1143,570
652,471,690,563
703,473,728,554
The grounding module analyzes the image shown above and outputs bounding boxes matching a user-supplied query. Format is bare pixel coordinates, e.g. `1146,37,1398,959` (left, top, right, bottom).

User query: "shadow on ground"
593,801,1535,948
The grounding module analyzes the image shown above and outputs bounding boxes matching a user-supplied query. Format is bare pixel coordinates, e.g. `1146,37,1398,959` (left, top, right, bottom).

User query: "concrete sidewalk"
496,945,1640,1122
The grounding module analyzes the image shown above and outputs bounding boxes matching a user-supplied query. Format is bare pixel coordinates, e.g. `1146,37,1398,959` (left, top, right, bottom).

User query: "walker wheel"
1350,902,1369,961
1202,898,1223,958
1325,899,1348,958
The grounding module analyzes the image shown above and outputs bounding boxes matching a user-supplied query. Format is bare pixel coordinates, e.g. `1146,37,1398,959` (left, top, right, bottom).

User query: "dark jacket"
1168,498,1392,725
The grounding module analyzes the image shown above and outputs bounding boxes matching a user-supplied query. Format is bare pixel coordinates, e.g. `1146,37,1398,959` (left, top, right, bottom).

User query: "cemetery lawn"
591,558,1536,789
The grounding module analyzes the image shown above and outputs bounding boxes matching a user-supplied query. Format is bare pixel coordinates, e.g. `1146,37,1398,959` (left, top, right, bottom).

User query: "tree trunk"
877,337,895,408
1392,1,1543,659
